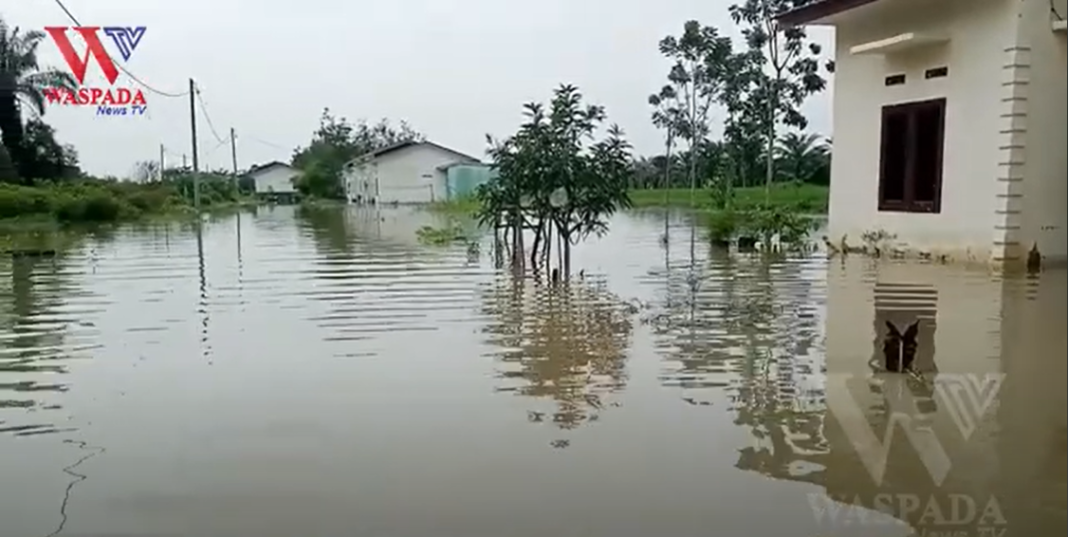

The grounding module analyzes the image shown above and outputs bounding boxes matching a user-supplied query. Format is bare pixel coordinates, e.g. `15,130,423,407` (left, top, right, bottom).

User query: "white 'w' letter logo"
934,373,1003,441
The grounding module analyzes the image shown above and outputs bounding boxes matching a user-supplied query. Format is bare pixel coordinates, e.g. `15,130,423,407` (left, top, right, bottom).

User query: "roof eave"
778,0,883,26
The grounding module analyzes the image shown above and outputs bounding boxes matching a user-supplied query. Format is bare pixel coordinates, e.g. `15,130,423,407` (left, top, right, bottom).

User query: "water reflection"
0,230,100,438
483,274,633,444
0,207,1063,536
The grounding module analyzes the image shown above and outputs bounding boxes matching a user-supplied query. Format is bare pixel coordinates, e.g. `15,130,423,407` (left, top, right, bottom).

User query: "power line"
193,86,226,145
49,0,190,97
244,134,291,152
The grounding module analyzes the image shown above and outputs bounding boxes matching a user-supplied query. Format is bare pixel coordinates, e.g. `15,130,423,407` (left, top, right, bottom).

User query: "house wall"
344,162,377,203
344,144,478,204
1006,0,1068,263
252,166,299,194
828,0,1016,262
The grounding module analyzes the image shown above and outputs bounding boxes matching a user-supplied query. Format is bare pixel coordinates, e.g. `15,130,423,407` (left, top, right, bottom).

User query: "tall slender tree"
657,21,733,260
729,0,828,202
649,85,682,243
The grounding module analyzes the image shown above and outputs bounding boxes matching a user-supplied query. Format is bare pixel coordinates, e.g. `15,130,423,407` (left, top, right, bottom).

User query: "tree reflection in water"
648,246,829,481
481,273,634,447
0,227,109,437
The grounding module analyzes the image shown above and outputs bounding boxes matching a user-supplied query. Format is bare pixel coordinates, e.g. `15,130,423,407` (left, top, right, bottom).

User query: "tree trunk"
530,219,543,270
662,130,673,241
765,77,780,205
0,90,25,183
0,143,16,183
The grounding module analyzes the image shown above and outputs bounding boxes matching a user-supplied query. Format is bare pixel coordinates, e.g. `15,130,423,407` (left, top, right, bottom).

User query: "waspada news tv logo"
42,26,149,116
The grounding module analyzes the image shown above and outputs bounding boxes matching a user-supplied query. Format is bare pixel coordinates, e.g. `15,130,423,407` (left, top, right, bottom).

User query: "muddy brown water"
1,206,1064,537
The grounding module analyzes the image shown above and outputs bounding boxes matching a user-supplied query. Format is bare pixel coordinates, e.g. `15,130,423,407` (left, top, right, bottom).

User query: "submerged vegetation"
475,84,633,280
415,223,470,245
463,9,829,266
0,172,247,224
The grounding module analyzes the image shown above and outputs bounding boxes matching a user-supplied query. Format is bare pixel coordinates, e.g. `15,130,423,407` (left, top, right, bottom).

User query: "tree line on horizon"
2,1,831,195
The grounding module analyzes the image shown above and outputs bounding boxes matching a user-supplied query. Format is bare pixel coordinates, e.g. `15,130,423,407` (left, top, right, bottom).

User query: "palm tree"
774,132,831,185
0,16,77,179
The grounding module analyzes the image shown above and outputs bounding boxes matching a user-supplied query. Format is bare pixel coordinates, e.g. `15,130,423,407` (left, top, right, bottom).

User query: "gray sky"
10,0,834,177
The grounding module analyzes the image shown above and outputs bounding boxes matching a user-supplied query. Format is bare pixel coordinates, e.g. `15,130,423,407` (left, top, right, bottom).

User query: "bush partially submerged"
0,180,182,222
704,203,817,250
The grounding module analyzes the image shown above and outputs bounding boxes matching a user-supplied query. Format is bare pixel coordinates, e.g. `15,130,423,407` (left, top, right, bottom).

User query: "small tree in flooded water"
476,84,632,280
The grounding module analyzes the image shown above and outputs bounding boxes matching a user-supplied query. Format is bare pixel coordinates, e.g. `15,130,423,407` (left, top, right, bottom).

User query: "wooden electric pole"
158,143,165,181
189,78,201,211
230,127,239,186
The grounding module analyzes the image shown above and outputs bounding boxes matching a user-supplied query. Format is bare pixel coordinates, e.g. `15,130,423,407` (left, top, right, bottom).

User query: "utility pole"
230,127,239,187
189,78,201,211
182,154,187,169
158,143,165,181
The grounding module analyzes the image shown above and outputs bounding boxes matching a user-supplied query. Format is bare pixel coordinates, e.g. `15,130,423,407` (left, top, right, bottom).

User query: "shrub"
0,180,182,223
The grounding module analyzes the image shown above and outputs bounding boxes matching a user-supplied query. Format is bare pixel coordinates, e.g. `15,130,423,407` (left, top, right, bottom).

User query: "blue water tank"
445,164,494,200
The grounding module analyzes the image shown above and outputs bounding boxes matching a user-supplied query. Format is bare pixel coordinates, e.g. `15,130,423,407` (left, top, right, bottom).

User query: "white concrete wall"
343,162,377,203
1008,0,1068,262
828,0,1016,262
251,165,299,194
374,144,476,204
342,144,477,204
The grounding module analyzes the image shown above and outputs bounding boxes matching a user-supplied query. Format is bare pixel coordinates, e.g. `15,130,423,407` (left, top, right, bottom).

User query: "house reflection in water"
734,259,1066,536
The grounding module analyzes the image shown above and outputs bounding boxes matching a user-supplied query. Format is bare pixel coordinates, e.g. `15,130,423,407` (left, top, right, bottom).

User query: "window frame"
877,98,946,214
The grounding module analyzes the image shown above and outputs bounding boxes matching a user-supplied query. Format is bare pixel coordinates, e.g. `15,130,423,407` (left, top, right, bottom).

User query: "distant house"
780,0,1067,266
342,141,481,204
247,161,300,203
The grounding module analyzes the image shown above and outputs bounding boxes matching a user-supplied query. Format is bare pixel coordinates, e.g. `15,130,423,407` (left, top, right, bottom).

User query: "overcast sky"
8,0,834,177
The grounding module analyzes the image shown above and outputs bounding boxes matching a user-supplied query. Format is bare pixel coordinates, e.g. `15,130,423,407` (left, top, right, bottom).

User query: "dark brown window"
925,67,948,79
878,98,945,213
885,74,906,86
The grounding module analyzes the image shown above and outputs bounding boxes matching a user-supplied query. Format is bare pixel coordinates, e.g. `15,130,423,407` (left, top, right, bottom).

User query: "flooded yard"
1,205,1064,537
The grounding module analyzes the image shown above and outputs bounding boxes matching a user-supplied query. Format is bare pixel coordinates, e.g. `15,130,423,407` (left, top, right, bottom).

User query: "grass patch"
416,224,471,245
427,196,480,216
629,183,828,213
427,184,828,216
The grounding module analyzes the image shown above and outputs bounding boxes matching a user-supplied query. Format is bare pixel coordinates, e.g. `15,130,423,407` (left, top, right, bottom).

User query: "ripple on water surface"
0,206,1064,537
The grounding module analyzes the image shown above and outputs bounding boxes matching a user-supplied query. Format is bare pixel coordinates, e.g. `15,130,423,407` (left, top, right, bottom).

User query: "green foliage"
0,143,15,182
290,108,423,199
415,224,469,245
643,7,830,207
0,16,79,182
651,21,734,197
476,84,632,277
0,180,182,222
739,204,817,248
703,202,816,250
775,132,830,185
729,0,830,196
629,183,827,213
427,194,480,216
706,209,738,243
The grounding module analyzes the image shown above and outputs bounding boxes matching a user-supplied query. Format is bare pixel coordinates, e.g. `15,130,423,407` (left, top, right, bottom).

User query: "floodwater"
0,205,1064,537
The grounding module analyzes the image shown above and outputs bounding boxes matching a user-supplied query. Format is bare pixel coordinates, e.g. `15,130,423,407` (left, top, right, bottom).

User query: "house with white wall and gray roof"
342,141,482,205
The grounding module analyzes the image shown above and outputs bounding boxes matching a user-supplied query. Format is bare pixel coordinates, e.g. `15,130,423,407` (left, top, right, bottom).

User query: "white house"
247,161,300,202
781,0,1067,267
342,141,481,204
